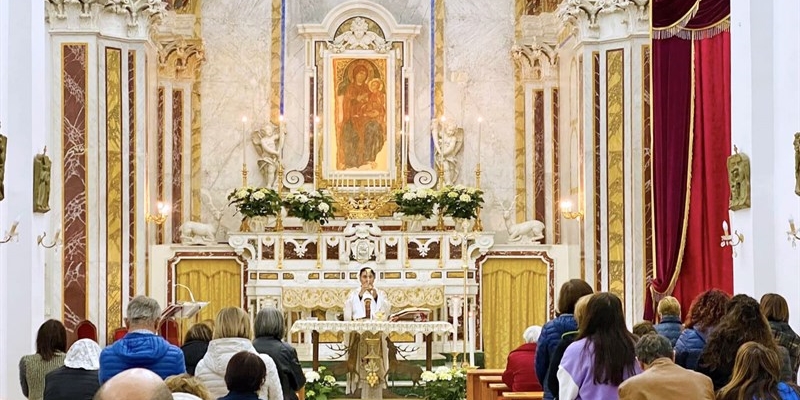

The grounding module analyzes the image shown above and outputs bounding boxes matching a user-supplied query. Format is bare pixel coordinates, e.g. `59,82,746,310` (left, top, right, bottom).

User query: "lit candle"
468,309,476,366
722,220,730,236
560,200,572,213
241,116,248,166
279,114,286,132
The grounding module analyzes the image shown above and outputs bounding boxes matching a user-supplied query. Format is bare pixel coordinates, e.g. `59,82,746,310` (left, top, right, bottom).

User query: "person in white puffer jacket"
195,307,283,400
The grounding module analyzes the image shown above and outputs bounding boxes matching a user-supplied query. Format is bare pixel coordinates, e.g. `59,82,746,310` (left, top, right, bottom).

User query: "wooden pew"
479,377,505,400
466,369,505,400
488,382,510,400
296,387,305,400
500,391,545,400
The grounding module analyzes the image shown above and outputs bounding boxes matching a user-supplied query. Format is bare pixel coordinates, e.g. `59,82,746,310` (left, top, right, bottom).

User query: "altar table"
289,320,455,371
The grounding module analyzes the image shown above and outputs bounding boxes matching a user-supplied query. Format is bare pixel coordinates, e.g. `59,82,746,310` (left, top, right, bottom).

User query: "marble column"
0,0,48,397
558,0,649,322
730,0,800,325
46,0,164,345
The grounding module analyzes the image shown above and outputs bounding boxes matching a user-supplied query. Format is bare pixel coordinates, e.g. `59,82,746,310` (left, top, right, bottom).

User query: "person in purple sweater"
557,293,641,400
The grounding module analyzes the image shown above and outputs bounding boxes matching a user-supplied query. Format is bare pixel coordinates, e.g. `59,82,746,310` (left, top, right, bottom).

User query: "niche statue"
726,145,750,211
33,147,52,213
0,132,6,201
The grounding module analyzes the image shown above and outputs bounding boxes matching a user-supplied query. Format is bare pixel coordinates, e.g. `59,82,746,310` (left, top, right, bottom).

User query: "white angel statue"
432,121,464,186
252,123,284,189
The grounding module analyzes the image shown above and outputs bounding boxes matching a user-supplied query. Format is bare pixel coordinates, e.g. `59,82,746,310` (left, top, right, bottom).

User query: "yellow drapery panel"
482,258,548,369
175,259,242,339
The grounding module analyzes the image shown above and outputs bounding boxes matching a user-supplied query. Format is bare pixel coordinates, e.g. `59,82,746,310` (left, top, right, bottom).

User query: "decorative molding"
511,41,559,81
327,17,392,53
103,0,167,27
47,0,96,20
557,0,649,39
156,38,204,78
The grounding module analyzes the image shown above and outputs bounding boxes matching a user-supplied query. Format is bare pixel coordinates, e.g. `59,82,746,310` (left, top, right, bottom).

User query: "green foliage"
226,187,282,218
284,188,336,224
421,366,468,400
437,185,484,220
393,187,437,219
304,366,344,400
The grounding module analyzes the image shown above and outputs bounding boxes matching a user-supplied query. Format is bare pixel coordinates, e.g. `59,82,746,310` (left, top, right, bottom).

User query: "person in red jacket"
503,325,543,392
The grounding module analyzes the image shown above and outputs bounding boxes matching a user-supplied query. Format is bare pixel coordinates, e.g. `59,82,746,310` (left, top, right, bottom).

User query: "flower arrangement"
421,365,468,400
284,188,336,224
437,185,484,220
393,187,437,219
303,366,344,400
226,186,282,218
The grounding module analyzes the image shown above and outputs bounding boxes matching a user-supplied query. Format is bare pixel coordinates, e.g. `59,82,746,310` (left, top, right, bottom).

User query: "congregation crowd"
19,280,800,400
501,279,800,400
19,296,305,400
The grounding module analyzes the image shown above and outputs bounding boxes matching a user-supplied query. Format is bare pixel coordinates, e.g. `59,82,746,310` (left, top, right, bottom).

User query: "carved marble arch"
512,42,558,82
293,1,429,191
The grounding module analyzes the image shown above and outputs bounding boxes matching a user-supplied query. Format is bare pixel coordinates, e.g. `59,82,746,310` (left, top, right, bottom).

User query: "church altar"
290,319,454,371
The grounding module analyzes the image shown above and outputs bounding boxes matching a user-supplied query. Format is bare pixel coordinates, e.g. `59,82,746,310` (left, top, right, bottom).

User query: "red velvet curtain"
674,32,733,311
646,0,731,320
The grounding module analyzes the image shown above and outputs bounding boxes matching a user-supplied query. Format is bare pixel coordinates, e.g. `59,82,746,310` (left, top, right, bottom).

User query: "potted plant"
420,365,468,400
283,188,336,233
227,186,282,231
392,187,436,231
437,185,484,230
304,366,344,400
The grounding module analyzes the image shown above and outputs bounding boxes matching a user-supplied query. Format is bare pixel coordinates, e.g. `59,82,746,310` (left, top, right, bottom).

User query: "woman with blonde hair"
165,374,213,400
194,307,283,400
716,342,800,400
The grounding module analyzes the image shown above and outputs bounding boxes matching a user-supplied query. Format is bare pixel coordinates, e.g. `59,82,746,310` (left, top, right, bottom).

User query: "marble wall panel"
533,90,546,229
552,88,560,243
62,43,89,334
105,47,124,342
157,87,165,244
128,50,137,298
172,89,184,243
606,49,625,303
592,51,602,291
642,44,653,298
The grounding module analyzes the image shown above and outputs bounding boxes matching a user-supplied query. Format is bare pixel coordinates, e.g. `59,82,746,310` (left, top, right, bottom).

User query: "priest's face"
360,269,375,288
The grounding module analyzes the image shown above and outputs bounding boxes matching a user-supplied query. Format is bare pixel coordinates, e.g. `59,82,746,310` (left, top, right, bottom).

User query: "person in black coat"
252,307,305,400
182,323,212,376
43,339,101,400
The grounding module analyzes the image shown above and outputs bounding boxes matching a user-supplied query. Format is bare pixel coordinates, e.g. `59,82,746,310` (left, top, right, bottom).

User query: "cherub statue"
252,123,284,189
432,121,464,186
328,17,391,53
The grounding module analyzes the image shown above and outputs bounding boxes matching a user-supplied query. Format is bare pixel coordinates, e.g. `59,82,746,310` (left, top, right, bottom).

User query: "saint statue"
432,120,464,186
33,147,52,213
252,124,284,189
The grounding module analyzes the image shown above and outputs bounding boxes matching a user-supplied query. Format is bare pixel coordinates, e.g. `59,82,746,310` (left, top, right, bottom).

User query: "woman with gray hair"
253,307,305,400
502,325,543,391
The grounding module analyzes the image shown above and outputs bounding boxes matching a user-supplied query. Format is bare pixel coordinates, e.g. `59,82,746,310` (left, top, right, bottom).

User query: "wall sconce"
559,200,583,220
0,218,19,244
145,201,170,225
787,216,800,247
37,229,62,248
720,220,743,255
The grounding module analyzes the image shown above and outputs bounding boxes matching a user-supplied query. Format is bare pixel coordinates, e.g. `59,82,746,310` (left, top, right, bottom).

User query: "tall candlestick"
468,308,476,366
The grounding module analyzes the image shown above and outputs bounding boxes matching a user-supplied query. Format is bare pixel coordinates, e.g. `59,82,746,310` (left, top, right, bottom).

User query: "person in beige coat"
618,334,714,400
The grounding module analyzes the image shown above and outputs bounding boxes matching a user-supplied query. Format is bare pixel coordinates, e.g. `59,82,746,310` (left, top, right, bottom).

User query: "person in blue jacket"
535,279,593,400
674,289,730,371
654,296,683,346
99,296,186,383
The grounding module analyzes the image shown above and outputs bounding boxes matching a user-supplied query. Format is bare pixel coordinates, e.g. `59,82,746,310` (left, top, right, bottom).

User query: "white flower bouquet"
226,186,282,218
421,365,468,400
283,188,336,224
392,187,437,219
437,185,484,220
304,366,343,400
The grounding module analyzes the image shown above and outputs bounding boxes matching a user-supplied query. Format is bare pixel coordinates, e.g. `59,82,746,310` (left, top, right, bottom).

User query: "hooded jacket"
98,331,185,383
194,338,283,400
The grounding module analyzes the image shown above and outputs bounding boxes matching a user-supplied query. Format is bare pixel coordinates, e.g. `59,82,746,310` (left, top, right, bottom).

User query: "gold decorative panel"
128,50,137,298
592,52,602,290
281,286,445,310
606,49,625,302
482,258,548,369
269,0,282,122
433,0,445,117
106,47,124,343
176,259,242,326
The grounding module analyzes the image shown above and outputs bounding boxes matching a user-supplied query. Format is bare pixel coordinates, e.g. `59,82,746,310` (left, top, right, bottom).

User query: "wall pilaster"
46,0,165,345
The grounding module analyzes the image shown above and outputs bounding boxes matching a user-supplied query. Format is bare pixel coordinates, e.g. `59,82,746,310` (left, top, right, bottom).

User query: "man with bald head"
94,368,173,400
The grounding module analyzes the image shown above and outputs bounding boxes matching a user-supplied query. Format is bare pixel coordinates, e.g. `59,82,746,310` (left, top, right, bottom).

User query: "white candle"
468,309,476,366
241,116,248,166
